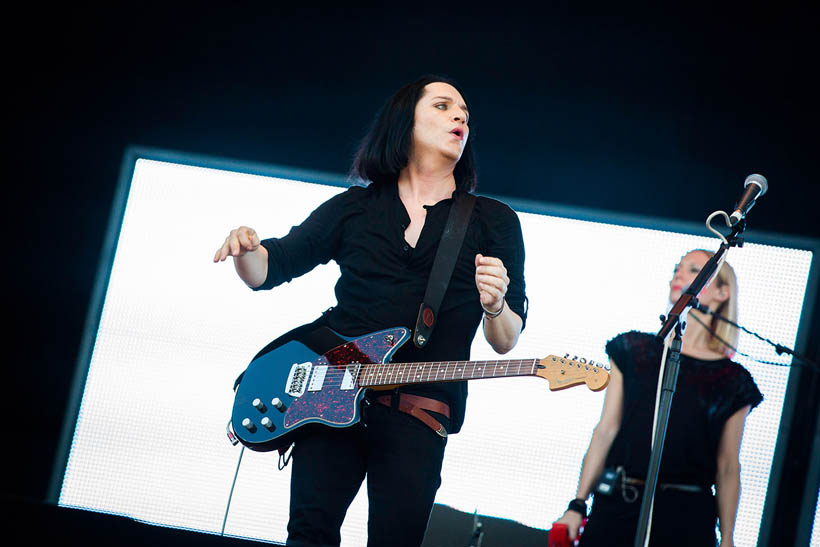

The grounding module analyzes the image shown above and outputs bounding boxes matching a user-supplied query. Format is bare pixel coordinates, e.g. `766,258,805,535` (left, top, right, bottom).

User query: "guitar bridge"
285,362,313,397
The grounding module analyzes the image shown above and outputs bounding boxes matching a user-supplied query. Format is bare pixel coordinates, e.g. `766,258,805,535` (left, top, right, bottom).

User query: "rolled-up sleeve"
253,186,363,291
486,204,528,330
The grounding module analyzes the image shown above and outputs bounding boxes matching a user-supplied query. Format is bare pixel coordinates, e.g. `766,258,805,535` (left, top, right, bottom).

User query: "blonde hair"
692,249,739,355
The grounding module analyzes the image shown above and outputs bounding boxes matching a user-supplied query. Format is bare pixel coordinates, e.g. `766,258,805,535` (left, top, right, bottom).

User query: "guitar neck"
358,358,540,388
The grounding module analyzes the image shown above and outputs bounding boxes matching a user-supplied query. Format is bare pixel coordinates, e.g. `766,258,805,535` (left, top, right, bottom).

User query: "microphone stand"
633,219,747,547
465,510,484,547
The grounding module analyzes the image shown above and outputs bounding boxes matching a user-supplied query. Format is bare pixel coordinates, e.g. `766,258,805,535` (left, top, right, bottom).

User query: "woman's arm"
554,361,624,539
715,404,751,547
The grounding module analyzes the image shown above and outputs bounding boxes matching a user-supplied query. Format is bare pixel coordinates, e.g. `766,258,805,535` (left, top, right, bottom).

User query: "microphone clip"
730,219,746,247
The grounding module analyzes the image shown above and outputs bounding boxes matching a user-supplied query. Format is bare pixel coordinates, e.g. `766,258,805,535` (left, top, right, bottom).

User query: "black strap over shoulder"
413,193,476,348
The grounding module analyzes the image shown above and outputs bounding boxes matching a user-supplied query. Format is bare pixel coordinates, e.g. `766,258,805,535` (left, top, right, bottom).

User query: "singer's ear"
715,285,730,303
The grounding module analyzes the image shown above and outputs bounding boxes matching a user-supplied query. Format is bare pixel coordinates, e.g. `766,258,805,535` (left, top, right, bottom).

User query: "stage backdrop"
54,150,817,547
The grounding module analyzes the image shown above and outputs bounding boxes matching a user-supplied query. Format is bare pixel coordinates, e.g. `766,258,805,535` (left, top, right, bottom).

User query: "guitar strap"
413,192,477,348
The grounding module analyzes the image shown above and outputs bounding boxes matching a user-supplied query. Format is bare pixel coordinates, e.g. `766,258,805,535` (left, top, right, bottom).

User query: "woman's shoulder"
710,357,758,383
699,359,765,416
604,331,661,374
605,330,657,354
725,360,764,400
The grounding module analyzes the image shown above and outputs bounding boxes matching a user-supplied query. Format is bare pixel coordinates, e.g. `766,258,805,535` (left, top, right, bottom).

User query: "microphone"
729,174,768,225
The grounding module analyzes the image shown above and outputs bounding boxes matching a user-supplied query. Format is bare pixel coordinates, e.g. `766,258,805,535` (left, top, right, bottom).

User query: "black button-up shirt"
256,180,527,433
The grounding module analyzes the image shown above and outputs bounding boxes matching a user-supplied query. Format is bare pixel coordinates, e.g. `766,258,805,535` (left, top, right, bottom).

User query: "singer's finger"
478,255,503,267
229,235,241,256
476,274,506,293
476,265,508,281
215,242,229,262
479,283,504,303
238,229,252,250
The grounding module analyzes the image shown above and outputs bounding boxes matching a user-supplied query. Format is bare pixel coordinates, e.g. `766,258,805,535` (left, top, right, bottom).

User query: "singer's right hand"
554,510,583,540
213,226,261,262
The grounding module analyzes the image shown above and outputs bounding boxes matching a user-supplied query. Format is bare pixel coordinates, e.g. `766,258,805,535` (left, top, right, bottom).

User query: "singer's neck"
681,309,726,360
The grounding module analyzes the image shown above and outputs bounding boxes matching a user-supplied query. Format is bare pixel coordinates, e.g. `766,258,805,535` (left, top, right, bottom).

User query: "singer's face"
669,251,728,308
410,82,469,163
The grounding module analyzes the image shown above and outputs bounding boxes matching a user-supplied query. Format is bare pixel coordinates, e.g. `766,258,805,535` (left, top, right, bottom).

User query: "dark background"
6,4,818,544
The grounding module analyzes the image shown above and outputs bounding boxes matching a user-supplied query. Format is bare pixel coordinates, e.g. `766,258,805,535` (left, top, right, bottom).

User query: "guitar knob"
252,398,267,412
271,398,286,412
241,418,257,433
260,417,275,431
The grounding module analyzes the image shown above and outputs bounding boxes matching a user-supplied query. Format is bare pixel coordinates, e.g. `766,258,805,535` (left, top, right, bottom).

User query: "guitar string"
356,359,539,386
306,359,602,383
296,359,536,382
281,359,538,391
282,358,603,388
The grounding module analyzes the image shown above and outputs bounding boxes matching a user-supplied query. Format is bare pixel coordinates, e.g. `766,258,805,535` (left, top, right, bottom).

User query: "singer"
213,75,527,547
554,250,762,547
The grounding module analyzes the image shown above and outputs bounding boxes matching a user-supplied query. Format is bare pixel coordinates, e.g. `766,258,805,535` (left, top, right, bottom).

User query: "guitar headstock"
536,354,610,391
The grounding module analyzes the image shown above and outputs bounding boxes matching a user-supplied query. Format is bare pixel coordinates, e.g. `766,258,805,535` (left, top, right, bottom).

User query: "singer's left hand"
474,254,508,313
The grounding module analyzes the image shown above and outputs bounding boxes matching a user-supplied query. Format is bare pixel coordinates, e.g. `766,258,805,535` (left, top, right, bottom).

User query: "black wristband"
567,498,587,517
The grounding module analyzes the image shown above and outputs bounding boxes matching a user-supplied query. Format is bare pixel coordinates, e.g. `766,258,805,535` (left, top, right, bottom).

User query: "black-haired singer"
214,75,528,547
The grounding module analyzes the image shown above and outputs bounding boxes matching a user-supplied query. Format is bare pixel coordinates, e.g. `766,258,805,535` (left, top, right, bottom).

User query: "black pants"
285,401,448,547
579,485,718,547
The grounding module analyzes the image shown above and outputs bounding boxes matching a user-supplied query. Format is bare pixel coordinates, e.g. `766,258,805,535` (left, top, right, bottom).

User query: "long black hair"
350,74,478,193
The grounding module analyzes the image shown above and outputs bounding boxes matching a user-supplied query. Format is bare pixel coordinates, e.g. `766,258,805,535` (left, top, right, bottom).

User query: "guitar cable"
278,445,294,470
687,306,818,370
697,210,817,370
220,445,245,536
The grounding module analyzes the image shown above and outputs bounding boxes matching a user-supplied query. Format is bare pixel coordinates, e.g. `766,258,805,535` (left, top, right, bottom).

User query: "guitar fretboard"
358,359,539,387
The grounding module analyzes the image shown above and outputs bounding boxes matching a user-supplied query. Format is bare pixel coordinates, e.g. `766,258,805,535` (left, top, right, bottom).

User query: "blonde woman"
555,250,762,547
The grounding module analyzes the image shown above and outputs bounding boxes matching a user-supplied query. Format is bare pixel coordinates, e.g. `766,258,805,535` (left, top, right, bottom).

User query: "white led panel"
58,156,815,547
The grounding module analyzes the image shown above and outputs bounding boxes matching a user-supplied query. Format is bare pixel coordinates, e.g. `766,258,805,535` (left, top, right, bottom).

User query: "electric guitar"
229,326,609,452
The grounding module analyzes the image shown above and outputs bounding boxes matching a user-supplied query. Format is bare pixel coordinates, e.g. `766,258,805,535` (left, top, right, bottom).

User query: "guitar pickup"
340,364,360,391
285,362,313,397
308,366,328,391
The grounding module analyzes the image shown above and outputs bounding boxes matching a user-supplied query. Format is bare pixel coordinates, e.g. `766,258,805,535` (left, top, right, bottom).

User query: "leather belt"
624,476,706,494
375,393,450,438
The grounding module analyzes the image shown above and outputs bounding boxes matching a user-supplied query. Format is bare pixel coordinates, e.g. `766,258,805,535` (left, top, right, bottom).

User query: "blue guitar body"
231,326,410,452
